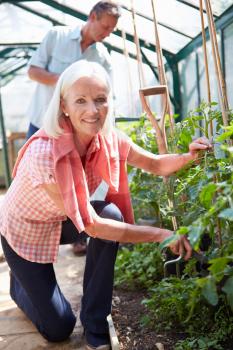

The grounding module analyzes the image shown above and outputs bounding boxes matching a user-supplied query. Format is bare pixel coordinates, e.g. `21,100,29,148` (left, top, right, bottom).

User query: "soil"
112,288,185,350
112,288,233,350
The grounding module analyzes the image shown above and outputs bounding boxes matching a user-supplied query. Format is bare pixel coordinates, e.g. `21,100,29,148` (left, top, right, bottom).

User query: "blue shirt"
27,25,113,128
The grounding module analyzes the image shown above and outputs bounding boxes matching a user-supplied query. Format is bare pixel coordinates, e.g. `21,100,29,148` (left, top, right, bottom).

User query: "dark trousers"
1,201,122,342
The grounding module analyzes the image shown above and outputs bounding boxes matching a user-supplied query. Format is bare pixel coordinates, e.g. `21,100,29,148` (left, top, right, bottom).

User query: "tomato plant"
115,103,233,349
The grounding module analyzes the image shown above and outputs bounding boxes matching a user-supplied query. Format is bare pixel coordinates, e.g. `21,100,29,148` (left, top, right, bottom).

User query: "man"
26,1,121,255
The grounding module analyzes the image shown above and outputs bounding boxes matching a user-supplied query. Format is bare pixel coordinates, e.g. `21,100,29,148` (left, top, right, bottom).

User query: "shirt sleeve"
27,139,56,187
98,44,113,84
103,56,113,83
28,27,57,69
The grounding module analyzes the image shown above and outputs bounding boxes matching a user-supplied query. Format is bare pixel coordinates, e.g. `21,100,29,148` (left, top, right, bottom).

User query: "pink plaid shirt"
0,138,67,263
0,130,133,263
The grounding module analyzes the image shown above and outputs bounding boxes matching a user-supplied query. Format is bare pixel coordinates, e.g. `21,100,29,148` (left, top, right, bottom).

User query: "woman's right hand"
168,234,192,261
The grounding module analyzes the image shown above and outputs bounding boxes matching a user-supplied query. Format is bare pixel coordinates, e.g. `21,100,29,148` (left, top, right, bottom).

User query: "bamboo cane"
139,2,179,234
140,85,180,276
150,1,178,234
199,0,211,104
199,0,213,138
206,0,229,113
139,86,178,234
151,0,175,132
204,0,229,127
200,0,222,248
130,0,146,88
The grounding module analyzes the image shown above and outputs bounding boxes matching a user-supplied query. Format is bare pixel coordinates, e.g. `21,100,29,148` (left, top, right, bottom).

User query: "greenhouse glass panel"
178,52,199,117
182,0,233,16
0,3,52,43
112,51,143,117
1,69,31,133
119,7,189,54
224,22,233,108
112,51,161,117
119,0,208,39
17,1,83,27
210,0,233,14
106,33,160,68
56,0,98,15
141,47,162,67
197,40,220,106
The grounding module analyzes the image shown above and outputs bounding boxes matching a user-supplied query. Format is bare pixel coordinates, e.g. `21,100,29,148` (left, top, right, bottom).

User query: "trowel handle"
139,85,168,97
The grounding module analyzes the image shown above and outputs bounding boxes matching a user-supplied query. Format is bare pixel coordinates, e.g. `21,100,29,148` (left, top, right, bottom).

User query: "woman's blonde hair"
43,60,113,138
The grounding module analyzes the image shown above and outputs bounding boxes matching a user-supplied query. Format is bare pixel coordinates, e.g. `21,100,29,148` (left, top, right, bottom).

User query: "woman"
0,60,211,350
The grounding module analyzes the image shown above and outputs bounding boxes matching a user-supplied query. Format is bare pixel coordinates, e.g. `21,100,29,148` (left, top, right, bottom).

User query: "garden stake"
139,86,176,230
199,0,213,138
162,0,226,272
130,0,146,89
140,0,183,276
139,86,182,277
150,0,180,234
204,0,229,128
199,0,223,248
151,0,175,134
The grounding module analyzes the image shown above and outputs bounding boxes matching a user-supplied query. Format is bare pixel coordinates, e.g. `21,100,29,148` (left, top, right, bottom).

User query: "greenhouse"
0,1,233,349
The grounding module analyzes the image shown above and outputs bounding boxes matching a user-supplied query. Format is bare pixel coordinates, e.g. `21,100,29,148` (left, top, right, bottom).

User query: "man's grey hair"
43,60,113,138
90,1,121,19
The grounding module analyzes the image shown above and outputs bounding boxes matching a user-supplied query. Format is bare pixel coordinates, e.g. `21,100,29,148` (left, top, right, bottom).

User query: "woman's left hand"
189,137,212,160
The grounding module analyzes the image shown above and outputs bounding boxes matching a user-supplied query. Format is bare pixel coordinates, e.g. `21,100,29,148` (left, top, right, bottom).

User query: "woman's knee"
40,313,76,342
93,201,124,222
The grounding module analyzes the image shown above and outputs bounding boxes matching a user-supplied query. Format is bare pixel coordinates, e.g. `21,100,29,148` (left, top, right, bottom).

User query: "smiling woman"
43,59,113,140
60,77,110,154
0,59,211,350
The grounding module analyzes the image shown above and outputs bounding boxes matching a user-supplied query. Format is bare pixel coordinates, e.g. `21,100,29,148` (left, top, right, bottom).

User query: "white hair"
43,60,113,138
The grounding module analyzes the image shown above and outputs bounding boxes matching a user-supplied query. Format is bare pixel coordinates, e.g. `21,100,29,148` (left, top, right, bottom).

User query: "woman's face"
62,76,109,143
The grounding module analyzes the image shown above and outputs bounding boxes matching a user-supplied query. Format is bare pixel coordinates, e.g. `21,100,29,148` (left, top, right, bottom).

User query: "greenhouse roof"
1,1,233,53
0,0,233,79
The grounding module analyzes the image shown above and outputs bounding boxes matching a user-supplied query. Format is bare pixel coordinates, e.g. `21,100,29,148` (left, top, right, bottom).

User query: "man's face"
89,12,118,42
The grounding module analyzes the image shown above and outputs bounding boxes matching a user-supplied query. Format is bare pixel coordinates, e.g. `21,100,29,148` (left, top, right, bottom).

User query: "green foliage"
120,115,168,224
174,298,233,349
222,276,233,311
175,337,224,350
142,277,201,330
115,102,233,348
198,276,218,306
142,278,233,349
114,243,164,289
